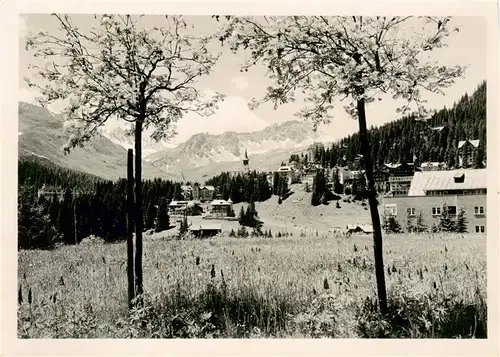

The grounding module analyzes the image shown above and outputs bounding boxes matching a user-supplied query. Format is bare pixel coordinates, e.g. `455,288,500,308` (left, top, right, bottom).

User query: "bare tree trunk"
134,119,144,304
126,149,135,308
357,98,388,315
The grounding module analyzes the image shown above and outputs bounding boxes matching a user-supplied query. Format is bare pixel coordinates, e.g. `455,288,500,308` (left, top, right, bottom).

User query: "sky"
18,15,487,147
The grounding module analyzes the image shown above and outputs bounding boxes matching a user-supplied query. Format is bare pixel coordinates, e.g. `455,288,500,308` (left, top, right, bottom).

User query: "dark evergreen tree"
439,203,456,232
416,211,427,233
155,199,170,233
18,188,60,250
311,169,327,206
144,202,157,231
456,207,468,233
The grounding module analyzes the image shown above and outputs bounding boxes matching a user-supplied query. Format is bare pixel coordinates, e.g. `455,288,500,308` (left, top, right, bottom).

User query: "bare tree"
25,14,224,300
216,15,465,314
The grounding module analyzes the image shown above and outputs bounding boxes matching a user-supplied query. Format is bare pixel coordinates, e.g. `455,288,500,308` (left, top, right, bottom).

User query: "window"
447,206,457,215
385,204,397,216
481,226,485,233
407,207,416,216
475,206,485,215
432,207,441,216
475,226,480,233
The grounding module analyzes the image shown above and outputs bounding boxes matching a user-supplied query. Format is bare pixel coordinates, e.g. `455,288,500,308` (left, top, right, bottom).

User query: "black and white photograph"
1,0,499,354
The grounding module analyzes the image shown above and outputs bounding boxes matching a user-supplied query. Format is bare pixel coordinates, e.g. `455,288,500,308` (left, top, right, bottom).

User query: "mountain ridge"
18,102,180,181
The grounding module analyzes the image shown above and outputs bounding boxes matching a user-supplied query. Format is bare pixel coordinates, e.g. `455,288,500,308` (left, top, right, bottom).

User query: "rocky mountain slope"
144,120,330,174
18,102,180,181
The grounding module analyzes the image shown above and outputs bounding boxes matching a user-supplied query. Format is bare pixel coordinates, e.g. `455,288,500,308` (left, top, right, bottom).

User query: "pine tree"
178,215,188,237
333,169,344,194
439,203,456,232
416,211,427,233
145,202,157,231
238,206,246,226
456,207,468,233
155,199,170,233
311,170,326,206
59,188,76,245
406,213,416,233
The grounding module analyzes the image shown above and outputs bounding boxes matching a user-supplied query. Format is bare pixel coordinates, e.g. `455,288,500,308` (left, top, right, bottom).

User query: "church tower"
243,149,250,172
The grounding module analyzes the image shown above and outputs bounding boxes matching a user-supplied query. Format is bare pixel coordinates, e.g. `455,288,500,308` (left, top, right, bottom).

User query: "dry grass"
17,232,486,338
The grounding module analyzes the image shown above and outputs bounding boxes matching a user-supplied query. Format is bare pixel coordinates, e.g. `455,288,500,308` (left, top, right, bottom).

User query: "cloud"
18,87,67,113
230,75,249,91
168,95,270,146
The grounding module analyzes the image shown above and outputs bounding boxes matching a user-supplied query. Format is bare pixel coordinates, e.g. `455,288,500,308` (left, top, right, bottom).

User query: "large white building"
383,169,487,233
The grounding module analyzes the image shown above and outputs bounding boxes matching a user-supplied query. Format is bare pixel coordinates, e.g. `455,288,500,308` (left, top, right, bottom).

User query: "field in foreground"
17,233,487,338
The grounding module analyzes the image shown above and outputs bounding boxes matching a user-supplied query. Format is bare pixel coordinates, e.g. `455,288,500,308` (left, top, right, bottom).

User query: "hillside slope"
18,102,181,181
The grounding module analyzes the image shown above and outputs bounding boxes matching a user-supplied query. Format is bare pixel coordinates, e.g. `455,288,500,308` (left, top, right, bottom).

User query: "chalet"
168,200,189,215
334,166,355,185
420,162,447,171
37,184,64,201
189,223,222,238
274,165,299,185
458,139,480,168
302,173,315,187
346,224,373,235
210,199,233,217
374,163,416,195
383,169,487,233
307,142,325,163
192,183,215,202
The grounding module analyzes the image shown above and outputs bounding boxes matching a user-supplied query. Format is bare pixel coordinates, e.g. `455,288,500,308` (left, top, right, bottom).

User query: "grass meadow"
17,232,487,338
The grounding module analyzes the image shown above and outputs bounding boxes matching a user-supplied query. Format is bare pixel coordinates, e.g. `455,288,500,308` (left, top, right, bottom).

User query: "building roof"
211,199,231,206
431,126,445,131
458,139,480,149
383,162,414,169
346,224,373,233
181,185,192,191
201,185,215,191
407,169,487,196
190,223,222,231
169,200,189,206
421,162,445,168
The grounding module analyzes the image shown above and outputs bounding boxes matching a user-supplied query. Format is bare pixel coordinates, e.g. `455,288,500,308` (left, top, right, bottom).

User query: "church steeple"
243,149,249,167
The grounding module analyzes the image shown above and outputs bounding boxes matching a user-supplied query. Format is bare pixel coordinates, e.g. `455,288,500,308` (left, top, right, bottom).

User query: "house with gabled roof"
383,169,487,233
458,139,480,168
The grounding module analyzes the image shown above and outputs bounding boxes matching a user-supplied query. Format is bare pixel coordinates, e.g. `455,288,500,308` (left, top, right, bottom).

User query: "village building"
302,172,315,187
332,166,355,185
346,224,374,235
374,162,416,195
192,183,215,202
210,199,233,217
168,200,189,215
189,223,222,238
457,139,480,168
383,169,487,233
420,162,447,171
273,165,299,185
307,142,325,163
37,184,64,201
